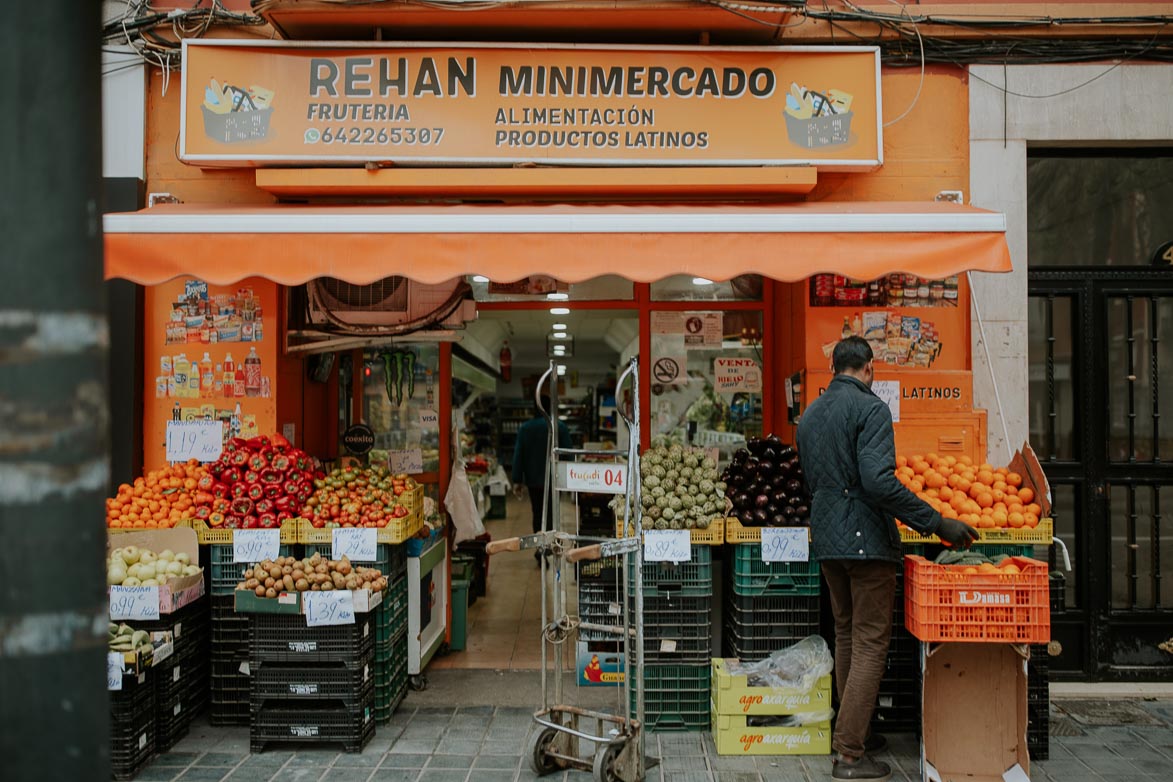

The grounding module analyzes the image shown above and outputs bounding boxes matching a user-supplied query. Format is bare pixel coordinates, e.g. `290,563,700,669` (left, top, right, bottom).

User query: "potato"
264,577,276,589
265,588,277,598
295,578,309,592
268,566,283,580
282,574,295,592
282,565,293,576
292,569,305,582
255,585,266,596
321,581,334,591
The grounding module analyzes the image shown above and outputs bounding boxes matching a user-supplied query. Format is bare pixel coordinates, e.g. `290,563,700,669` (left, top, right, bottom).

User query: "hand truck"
486,357,652,782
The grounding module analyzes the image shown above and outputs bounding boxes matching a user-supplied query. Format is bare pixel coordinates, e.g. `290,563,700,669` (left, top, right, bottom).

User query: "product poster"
651,311,723,348
143,277,278,470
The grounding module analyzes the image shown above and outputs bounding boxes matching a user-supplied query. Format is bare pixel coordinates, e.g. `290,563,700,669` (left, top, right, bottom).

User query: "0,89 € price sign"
760,527,810,563
643,529,691,563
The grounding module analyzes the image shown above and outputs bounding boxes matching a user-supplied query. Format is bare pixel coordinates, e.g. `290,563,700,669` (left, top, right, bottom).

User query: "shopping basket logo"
200,77,275,144
958,589,1012,605
783,81,854,149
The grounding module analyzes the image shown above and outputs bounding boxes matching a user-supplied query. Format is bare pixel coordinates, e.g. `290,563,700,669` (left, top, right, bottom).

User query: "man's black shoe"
832,754,892,781
864,733,888,754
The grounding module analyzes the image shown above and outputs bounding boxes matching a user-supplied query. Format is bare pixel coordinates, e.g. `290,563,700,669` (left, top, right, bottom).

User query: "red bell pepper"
243,469,260,485
242,514,260,529
246,483,265,502
271,433,290,449
230,449,250,467
258,512,278,529
195,505,212,520
230,482,249,500
193,491,214,507
212,498,230,515
270,453,292,473
247,435,271,450
248,453,268,472
208,511,226,527
207,461,225,477
283,478,301,497
197,474,215,491
254,498,274,516
230,497,254,518
274,495,295,513
276,510,293,523
211,481,231,500
260,468,284,485
264,483,283,500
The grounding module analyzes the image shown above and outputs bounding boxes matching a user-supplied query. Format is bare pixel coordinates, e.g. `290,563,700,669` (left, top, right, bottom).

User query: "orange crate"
904,555,1050,644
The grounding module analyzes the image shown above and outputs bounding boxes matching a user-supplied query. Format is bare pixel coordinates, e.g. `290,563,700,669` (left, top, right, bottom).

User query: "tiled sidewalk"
131,700,1173,782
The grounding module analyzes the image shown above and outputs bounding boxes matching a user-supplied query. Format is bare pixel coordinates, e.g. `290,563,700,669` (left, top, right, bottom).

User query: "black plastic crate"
155,692,191,753
249,613,375,664
725,592,821,623
154,653,191,710
578,555,623,583
250,702,375,753
110,678,155,782
629,664,710,732
210,696,251,727
210,653,251,726
251,661,374,705
723,620,820,662
1049,572,1066,613
211,595,251,650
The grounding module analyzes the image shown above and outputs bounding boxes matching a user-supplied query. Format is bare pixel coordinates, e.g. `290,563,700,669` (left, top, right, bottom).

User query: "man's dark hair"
832,336,874,374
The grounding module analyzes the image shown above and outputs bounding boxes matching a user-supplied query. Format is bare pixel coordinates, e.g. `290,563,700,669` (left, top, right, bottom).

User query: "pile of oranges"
106,460,208,529
896,453,1042,530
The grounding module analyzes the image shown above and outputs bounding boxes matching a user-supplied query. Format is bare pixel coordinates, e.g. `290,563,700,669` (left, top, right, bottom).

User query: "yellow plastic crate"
898,518,1053,545
191,518,299,545
615,516,725,546
400,483,424,513
297,508,423,545
711,659,832,717
724,517,812,545
711,709,832,756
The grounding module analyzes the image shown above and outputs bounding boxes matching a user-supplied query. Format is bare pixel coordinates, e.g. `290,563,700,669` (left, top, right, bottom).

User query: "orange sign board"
180,41,881,168
805,370,974,414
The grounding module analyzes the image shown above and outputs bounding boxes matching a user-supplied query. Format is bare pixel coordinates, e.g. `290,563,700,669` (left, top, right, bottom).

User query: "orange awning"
103,201,1011,286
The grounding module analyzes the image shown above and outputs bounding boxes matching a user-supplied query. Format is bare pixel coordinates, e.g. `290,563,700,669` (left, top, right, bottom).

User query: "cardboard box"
233,587,383,616
711,707,832,755
576,641,625,687
107,528,205,614
711,658,832,716
922,643,1030,782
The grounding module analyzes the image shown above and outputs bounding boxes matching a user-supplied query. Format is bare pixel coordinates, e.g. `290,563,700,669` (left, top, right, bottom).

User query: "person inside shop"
512,392,572,563
797,336,978,781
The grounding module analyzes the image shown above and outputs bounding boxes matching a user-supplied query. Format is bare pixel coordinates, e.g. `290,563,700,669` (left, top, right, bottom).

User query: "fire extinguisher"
500,340,512,383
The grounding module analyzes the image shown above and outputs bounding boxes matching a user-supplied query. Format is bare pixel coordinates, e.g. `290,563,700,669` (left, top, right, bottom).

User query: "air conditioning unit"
305,276,474,332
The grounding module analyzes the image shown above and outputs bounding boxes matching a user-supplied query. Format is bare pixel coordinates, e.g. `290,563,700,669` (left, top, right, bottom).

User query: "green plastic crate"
629,664,710,732
627,546,713,598
375,576,409,645
207,543,296,596
730,545,821,597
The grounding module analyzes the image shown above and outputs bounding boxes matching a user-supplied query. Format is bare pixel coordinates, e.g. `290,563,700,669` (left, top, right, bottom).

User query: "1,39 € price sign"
303,590,356,627
760,527,810,563
561,462,626,494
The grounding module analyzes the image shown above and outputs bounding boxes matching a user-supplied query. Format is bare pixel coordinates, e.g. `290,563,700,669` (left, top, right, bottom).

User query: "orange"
1026,503,1042,517
991,511,1008,528
992,489,1006,504
979,463,994,474
957,455,974,466
993,481,1008,493
955,478,972,494
979,562,999,573
897,455,908,468
1008,512,1025,528
1008,502,1025,516
962,566,979,574
1006,472,1023,487
976,470,995,486
1017,487,1035,504
1024,513,1039,528
1002,563,1021,574
939,487,954,501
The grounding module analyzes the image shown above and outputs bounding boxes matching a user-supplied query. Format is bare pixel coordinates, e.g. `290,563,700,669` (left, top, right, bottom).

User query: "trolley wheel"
408,674,428,692
593,741,626,782
526,726,563,776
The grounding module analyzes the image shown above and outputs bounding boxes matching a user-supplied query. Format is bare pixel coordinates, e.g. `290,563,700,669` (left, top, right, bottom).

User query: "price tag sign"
109,586,160,620
303,590,356,627
388,448,424,474
234,529,280,563
107,652,124,691
332,528,378,562
761,528,810,563
165,420,224,463
560,462,626,494
871,381,900,423
644,529,691,563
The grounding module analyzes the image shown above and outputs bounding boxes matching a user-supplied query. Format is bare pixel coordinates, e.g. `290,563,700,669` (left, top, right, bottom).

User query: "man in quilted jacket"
797,337,977,781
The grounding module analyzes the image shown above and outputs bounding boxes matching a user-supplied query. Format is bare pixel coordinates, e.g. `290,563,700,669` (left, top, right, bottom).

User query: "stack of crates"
132,598,211,752
872,567,921,735
1027,644,1049,760
710,657,833,756
628,546,715,731
206,541,295,726
248,610,377,753
724,543,822,662
109,668,154,781
305,543,408,725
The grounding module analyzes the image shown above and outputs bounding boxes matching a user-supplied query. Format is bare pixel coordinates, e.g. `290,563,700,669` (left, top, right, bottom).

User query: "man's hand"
937,517,980,548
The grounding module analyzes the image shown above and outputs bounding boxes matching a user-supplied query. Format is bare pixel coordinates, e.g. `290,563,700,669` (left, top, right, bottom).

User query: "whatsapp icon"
304,128,321,144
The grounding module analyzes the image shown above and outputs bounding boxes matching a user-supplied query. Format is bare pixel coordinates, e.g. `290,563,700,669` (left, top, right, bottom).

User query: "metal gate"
1028,270,1173,680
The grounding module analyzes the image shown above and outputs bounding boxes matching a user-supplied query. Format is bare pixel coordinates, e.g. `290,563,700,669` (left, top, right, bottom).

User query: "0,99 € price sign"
109,586,161,620
643,529,691,563
233,529,281,563
760,527,810,563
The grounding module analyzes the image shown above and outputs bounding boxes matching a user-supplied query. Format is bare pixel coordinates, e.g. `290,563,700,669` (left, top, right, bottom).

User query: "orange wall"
143,277,278,470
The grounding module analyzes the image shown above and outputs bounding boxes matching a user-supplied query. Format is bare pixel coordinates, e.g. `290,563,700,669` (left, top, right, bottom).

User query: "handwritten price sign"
644,529,691,563
166,420,224,463
332,528,378,562
389,448,424,474
109,586,160,620
233,529,281,563
760,527,810,563
107,652,124,691
304,590,356,627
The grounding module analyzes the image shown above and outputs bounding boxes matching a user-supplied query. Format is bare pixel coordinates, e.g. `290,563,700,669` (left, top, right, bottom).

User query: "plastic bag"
726,635,834,694
445,461,486,545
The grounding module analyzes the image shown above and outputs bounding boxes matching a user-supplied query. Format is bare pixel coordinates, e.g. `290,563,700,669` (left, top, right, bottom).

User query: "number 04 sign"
559,462,626,494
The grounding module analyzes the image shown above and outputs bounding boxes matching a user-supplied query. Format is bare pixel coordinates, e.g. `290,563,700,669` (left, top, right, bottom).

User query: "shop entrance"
1027,271,1173,679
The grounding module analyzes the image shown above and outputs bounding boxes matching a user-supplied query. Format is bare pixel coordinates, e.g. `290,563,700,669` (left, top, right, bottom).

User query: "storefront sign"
652,356,687,386
807,370,972,414
652,311,722,347
342,424,375,455
181,41,881,168
714,358,763,394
